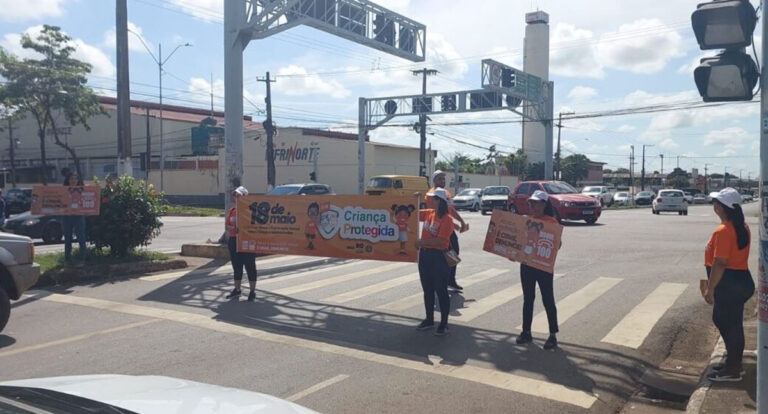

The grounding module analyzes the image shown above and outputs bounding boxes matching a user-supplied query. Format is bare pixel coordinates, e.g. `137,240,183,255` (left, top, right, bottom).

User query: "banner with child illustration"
236,195,420,262
483,209,564,273
31,185,101,216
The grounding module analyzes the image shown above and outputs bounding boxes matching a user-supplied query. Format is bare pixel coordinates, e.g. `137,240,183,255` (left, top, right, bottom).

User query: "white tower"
522,11,551,174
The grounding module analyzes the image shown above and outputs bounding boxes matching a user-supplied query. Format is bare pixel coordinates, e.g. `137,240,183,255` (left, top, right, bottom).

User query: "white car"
581,186,613,207
693,194,708,204
452,188,482,211
741,193,754,203
682,191,694,204
0,375,320,414
0,232,40,332
652,189,688,215
612,191,631,206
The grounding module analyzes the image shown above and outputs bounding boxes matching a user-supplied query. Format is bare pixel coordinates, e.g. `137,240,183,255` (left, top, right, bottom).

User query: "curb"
685,336,726,413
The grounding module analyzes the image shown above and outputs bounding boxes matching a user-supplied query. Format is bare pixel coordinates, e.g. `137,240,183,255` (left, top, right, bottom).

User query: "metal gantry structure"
224,0,426,208
357,59,553,193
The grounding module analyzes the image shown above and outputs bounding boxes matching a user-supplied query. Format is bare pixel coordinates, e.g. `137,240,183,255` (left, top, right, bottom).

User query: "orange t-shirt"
226,207,237,238
705,222,751,270
419,209,454,250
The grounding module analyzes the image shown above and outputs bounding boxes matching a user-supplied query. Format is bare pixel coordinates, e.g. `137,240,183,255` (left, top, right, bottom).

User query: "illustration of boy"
305,202,320,250
524,220,544,255
391,204,415,255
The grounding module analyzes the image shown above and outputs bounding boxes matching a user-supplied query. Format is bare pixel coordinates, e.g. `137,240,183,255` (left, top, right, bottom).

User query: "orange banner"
483,209,563,273
236,195,420,262
31,185,101,216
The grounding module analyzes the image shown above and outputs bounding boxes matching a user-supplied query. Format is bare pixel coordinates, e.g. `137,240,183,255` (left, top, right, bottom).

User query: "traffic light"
412,97,433,113
470,92,502,109
309,171,317,182
501,68,515,88
691,0,759,102
373,14,395,45
399,27,415,54
441,94,457,111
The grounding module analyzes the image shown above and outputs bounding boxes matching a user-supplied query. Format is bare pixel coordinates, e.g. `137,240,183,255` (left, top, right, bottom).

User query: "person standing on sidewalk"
516,190,561,350
225,186,258,301
428,170,468,292
416,188,454,336
62,171,86,264
704,188,755,382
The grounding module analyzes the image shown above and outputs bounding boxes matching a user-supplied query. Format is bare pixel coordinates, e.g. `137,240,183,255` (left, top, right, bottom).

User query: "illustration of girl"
305,202,320,250
524,220,544,255
392,204,415,255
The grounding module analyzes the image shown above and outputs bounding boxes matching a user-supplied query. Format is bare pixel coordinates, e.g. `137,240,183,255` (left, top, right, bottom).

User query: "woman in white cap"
428,170,468,292
516,190,560,350
225,186,258,301
416,188,455,336
704,188,755,382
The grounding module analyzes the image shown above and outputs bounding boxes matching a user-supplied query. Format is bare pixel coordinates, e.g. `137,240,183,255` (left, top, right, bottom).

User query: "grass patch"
36,248,170,274
163,205,223,217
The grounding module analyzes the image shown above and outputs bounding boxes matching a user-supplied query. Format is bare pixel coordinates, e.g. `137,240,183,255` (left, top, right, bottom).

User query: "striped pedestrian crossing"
272,262,410,296
323,272,419,304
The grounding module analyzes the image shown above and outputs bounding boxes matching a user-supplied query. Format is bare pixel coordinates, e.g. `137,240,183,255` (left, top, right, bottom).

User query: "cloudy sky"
0,0,761,177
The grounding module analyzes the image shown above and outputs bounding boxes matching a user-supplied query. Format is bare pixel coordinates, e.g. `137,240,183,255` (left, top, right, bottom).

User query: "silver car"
652,189,688,215
612,191,631,206
452,188,482,211
0,232,40,332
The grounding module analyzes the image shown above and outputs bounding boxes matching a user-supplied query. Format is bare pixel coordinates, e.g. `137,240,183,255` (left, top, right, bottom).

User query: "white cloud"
704,127,752,147
424,33,468,79
103,21,152,54
276,65,350,99
560,140,577,151
567,86,598,101
617,125,636,132
0,0,66,21
597,19,684,74
659,138,679,149
551,23,604,79
170,0,221,22
189,77,264,112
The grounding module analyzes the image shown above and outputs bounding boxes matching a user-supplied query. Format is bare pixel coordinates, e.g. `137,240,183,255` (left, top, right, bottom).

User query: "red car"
508,181,602,224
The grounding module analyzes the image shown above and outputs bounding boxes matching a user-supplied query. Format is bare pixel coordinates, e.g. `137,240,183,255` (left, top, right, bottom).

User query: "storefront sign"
483,209,563,273
31,185,101,216
236,195,419,262
271,142,319,165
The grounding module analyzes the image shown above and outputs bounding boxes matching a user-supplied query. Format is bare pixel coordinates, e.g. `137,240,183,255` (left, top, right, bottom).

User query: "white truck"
0,232,40,332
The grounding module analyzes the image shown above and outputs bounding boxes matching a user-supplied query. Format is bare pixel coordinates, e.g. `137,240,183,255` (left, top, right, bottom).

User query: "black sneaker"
543,334,558,350
708,371,742,382
516,331,533,345
416,320,435,331
434,325,449,336
247,291,256,302
711,364,745,375
448,283,463,292
225,289,241,299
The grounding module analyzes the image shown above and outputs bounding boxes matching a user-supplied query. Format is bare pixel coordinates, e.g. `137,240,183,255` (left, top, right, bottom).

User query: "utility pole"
759,3,768,409
258,72,277,190
7,119,16,188
641,144,653,191
453,155,460,195
677,155,680,169
724,166,729,187
704,163,710,194
210,72,215,117
555,111,575,180
629,145,635,199
311,143,319,183
660,154,664,176
116,0,133,176
145,107,151,180
412,68,438,178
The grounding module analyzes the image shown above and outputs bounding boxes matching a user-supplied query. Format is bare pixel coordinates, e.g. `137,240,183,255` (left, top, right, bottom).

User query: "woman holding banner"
516,190,560,350
62,171,86,264
225,186,258,301
416,188,454,336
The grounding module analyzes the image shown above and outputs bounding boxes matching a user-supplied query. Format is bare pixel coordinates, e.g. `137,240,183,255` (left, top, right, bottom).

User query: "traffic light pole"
258,72,277,189
758,3,767,410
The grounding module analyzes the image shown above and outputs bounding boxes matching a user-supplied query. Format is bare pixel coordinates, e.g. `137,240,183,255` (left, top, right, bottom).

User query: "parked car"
452,188,482,211
3,212,65,244
508,181,602,224
612,191,631,206
0,375,319,414
480,186,510,215
693,193,708,204
741,193,754,203
0,232,39,332
267,183,334,196
581,186,613,206
634,191,655,205
682,191,695,204
365,175,429,208
652,189,688,215
2,188,32,214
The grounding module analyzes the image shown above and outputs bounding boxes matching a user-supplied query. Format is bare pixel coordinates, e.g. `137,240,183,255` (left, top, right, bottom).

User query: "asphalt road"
2,203,760,413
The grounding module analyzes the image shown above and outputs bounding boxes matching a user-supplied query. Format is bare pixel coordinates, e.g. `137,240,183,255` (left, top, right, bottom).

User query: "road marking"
377,268,507,312
40,294,597,409
602,282,688,349
286,374,350,402
523,277,622,334
0,319,159,357
323,273,418,304
140,270,194,282
273,263,410,296
453,285,523,323
258,261,363,286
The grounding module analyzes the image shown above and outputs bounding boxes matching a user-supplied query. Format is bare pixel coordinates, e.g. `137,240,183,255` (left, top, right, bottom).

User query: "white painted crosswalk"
273,262,410,296
323,272,419,304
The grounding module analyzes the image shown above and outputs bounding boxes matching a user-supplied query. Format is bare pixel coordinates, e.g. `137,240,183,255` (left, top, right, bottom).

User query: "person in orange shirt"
515,190,561,350
225,186,258,301
704,188,755,382
428,170,468,292
416,188,455,336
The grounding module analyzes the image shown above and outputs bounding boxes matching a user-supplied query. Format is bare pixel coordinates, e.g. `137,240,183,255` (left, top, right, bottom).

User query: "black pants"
419,249,451,326
448,232,460,286
520,264,559,334
707,267,755,370
228,237,258,283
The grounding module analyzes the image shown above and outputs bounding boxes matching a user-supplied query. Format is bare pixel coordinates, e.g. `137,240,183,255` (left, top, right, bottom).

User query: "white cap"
714,187,741,209
426,188,449,202
431,170,446,183
529,190,549,202
233,186,249,196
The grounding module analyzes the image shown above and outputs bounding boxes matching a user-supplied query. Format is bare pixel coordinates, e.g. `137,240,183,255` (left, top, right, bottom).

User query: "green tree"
561,154,590,186
0,25,105,184
525,162,545,180
665,167,689,188
503,149,528,177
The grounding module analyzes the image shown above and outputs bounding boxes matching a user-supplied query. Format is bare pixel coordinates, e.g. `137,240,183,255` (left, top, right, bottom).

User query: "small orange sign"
236,195,419,262
31,185,101,216
483,209,563,273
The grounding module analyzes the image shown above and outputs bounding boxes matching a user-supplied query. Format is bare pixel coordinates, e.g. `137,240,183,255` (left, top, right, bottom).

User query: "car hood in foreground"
0,375,319,414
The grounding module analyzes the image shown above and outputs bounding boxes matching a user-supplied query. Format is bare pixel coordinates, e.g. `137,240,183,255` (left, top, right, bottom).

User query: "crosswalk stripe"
378,268,508,312
601,282,688,349
453,285,523,322
140,270,192,282
323,272,419,304
523,277,622,334
258,261,361,286
272,262,410,296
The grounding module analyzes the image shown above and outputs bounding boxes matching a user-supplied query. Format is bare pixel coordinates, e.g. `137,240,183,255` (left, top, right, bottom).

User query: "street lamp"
129,29,192,191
